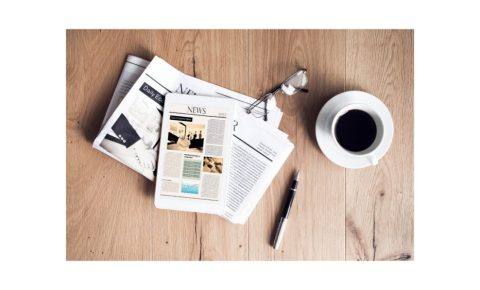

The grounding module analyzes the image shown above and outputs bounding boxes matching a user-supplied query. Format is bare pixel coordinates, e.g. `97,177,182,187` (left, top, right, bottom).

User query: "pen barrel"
283,180,298,218
273,217,288,250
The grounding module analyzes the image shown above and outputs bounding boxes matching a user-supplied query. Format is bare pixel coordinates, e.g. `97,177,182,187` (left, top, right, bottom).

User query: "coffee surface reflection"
334,109,377,152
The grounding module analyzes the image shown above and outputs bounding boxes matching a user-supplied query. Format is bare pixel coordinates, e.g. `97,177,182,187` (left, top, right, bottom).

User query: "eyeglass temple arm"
246,86,282,113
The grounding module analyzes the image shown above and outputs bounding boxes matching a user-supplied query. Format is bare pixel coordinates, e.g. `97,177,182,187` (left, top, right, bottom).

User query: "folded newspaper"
94,55,293,224
94,56,283,180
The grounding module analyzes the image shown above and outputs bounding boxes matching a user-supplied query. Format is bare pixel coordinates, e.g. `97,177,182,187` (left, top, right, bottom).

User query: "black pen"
272,170,300,250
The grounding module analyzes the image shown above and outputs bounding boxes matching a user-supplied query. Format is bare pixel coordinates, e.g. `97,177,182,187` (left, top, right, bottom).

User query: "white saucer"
315,91,394,169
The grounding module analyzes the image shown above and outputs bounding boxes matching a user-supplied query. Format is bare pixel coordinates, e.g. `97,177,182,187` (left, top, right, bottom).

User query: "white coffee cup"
315,91,394,169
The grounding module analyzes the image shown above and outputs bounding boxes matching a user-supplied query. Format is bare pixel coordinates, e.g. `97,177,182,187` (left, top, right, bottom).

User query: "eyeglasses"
246,69,308,121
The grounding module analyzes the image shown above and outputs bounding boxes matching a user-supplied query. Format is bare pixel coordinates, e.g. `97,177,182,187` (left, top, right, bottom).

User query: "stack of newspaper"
94,55,294,224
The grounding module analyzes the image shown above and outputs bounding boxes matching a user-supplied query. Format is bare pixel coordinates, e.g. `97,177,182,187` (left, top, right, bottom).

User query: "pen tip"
295,170,300,181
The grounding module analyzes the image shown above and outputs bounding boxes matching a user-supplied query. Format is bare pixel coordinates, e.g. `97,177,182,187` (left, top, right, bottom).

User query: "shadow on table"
81,49,152,144
76,48,156,196
142,177,156,196
297,90,342,149
82,88,115,144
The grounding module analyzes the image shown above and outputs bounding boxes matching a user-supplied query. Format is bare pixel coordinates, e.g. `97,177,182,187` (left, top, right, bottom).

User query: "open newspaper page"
223,113,294,224
154,94,235,215
93,55,282,180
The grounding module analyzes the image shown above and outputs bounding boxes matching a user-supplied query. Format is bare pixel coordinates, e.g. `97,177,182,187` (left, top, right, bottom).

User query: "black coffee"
334,109,377,152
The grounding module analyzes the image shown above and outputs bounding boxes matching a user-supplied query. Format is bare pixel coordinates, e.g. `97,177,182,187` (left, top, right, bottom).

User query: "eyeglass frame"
245,69,308,121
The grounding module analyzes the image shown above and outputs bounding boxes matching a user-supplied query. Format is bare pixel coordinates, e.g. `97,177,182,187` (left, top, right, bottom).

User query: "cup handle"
367,155,378,166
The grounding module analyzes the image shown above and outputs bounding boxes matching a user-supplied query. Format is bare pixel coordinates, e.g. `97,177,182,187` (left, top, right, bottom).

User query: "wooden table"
67,30,413,260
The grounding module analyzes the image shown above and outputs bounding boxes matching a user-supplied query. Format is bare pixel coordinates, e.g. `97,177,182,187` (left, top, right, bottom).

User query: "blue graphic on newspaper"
181,182,199,194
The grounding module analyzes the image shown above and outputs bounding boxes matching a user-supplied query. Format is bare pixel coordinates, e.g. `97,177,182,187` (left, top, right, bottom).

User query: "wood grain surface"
66,29,414,260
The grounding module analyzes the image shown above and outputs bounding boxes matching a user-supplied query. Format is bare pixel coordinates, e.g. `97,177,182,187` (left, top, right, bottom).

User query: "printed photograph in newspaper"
167,120,205,153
